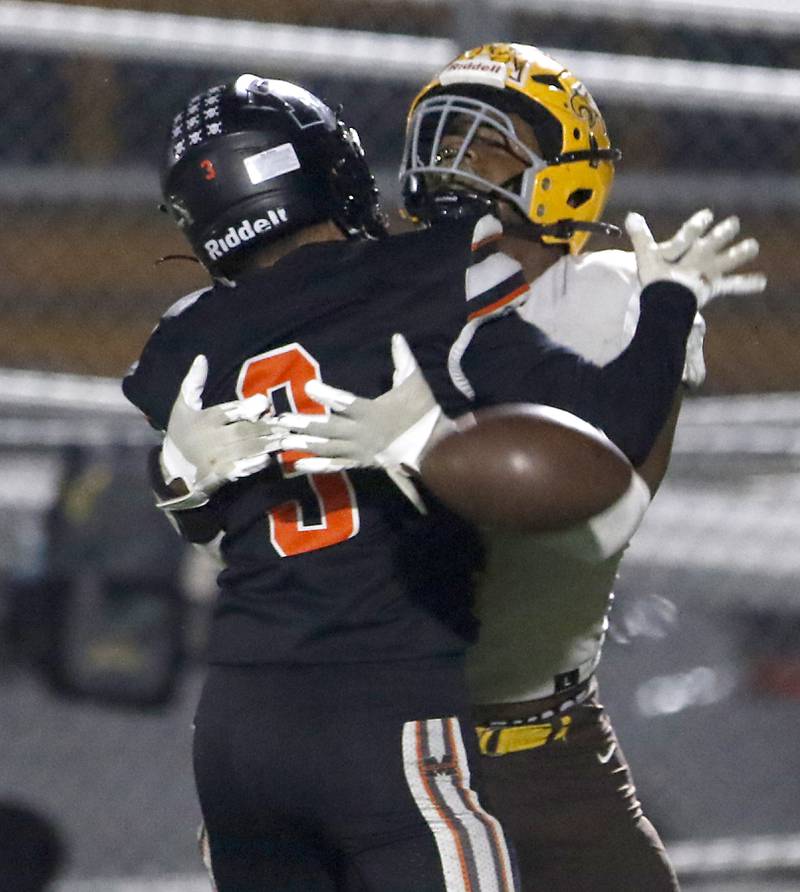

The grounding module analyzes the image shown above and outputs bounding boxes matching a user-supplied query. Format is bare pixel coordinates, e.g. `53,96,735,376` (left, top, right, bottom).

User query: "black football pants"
473,680,680,892
193,659,518,892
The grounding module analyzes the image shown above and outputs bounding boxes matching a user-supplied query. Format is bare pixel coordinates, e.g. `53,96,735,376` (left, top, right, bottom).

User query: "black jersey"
124,215,696,666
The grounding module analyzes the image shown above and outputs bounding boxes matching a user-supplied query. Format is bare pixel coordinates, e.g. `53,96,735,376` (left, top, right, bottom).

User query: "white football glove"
652,207,717,263
682,313,707,390
623,209,766,389
625,210,766,308
158,354,283,511
273,333,455,512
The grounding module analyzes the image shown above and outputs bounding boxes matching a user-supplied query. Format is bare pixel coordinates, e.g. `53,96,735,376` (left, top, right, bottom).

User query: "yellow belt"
475,715,571,757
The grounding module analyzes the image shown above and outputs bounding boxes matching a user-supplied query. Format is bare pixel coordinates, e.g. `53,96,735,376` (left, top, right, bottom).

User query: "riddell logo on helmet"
440,59,506,88
204,208,289,260
445,60,504,75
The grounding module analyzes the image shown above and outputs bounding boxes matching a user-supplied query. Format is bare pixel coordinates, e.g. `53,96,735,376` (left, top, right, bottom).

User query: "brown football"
420,403,633,532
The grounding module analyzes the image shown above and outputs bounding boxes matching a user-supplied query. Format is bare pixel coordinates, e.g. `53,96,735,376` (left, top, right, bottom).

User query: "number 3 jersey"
124,217,697,666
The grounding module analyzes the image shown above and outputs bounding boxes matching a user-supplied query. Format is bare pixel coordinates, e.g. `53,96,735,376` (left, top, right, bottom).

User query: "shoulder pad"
465,215,527,319
569,249,638,288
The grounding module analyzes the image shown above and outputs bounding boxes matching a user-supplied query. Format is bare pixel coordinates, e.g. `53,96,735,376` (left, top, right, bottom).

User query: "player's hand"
626,210,766,308
652,208,717,263
159,355,282,509
272,334,455,511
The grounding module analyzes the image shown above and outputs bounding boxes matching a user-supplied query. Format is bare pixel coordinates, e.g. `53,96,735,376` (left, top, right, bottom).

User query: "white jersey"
517,249,704,376
466,250,703,704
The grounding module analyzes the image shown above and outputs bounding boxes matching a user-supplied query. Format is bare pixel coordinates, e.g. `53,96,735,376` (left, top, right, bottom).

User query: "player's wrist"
155,441,219,509
155,488,212,511
377,404,455,473
160,435,197,487
640,279,698,316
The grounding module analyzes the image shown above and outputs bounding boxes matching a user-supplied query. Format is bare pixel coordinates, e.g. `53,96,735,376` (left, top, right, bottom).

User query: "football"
420,403,633,532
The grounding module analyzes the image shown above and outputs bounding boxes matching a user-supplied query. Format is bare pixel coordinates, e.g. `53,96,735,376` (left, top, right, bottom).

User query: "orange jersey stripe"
467,283,529,322
471,232,503,252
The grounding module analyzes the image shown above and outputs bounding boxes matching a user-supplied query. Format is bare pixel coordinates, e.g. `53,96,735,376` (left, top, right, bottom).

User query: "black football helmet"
161,74,386,277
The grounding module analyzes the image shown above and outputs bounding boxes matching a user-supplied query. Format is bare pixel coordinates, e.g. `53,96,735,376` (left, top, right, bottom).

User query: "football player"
127,75,523,892
271,44,766,891
127,75,521,892
126,70,731,890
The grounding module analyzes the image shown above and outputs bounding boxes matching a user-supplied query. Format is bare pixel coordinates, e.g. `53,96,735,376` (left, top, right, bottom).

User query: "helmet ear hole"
567,189,592,209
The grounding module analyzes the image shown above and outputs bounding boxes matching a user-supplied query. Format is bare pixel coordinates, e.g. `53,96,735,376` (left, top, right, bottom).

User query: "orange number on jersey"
238,344,359,557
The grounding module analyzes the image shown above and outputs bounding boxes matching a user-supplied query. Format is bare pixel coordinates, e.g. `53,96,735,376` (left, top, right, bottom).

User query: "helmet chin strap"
416,187,621,242
422,189,498,222
499,205,621,242
539,219,621,239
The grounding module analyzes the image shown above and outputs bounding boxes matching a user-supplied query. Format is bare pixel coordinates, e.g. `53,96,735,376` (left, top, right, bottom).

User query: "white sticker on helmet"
244,143,301,185
439,58,506,89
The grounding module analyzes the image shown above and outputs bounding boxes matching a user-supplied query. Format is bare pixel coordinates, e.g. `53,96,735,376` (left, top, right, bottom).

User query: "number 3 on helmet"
160,75,386,278
400,43,621,255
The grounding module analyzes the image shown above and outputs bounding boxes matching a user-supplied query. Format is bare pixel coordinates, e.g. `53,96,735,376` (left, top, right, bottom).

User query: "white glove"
625,210,766,308
653,207,717,263
682,313,707,390
273,333,455,511
159,355,282,510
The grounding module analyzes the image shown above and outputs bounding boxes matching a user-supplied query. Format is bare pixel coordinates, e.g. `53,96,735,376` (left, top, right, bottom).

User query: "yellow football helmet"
400,43,621,254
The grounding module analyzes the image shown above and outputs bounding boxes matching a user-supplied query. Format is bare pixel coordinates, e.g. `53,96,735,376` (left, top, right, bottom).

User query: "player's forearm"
634,388,683,494
586,280,695,464
465,280,695,466
516,281,694,465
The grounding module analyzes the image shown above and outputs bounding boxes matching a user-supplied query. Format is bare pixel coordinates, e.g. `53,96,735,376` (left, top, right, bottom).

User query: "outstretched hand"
626,210,767,308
